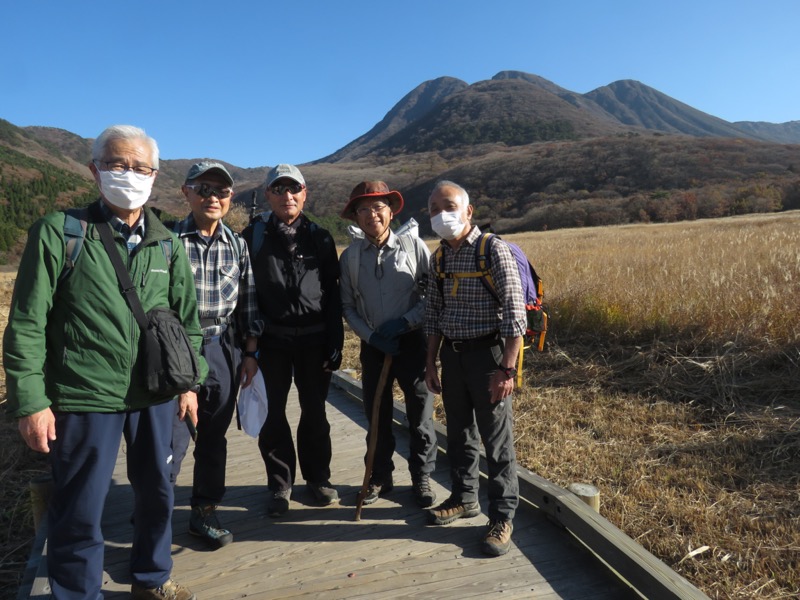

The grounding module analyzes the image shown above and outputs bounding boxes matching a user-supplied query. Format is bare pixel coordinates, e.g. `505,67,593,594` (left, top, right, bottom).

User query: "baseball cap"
185,161,234,186
266,164,305,188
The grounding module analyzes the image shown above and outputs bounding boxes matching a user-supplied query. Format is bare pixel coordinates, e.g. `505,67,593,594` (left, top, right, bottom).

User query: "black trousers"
171,332,241,507
360,329,437,481
257,340,332,490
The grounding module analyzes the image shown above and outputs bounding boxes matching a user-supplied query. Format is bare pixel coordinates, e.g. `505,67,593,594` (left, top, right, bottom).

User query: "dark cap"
185,161,234,186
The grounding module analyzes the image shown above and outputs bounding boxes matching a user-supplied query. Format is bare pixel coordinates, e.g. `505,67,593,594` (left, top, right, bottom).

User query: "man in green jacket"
3,125,207,600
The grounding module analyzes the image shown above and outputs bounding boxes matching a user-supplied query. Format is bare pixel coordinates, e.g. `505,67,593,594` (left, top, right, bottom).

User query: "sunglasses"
185,183,232,199
270,183,305,195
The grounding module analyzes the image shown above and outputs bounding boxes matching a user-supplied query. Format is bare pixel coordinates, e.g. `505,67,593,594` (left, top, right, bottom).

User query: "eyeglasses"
355,203,389,217
185,183,233,199
270,183,305,195
94,160,157,180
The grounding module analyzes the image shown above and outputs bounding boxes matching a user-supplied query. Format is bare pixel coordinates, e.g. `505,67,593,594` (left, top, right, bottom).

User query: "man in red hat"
339,181,437,508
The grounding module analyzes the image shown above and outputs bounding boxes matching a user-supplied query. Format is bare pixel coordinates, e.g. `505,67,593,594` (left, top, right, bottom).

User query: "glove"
376,317,409,340
369,332,400,356
326,347,342,371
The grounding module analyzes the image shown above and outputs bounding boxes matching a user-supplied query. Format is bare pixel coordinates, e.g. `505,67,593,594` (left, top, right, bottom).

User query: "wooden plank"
331,371,708,600
21,379,644,600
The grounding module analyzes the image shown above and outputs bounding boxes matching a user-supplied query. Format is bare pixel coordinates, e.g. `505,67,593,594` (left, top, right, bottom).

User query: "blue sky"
1,1,798,168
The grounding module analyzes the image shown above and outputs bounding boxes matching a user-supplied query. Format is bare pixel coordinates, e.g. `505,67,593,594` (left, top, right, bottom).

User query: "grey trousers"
440,342,519,521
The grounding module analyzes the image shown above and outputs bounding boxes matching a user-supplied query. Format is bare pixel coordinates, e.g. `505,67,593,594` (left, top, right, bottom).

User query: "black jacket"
242,213,343,355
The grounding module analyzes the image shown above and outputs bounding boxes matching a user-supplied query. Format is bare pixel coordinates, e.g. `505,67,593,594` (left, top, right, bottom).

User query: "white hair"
429,180,470,208
92,125,159,169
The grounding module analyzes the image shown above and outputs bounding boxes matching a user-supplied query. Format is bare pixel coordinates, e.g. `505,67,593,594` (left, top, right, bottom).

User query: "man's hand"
488,369,515,404
376,317,409,340
368,332,399,356
240,356,258,388
18,408,56,453
323,348,342,373
425,363,442,395
177,390,199,427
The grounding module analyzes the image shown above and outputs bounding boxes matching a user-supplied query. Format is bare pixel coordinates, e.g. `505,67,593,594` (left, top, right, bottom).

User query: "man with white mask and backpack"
339,181,437,508
424,180,525,557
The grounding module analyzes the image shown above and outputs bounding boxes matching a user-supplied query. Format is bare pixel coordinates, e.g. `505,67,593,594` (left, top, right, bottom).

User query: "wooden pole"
355,355,393,521
568,482,601,513
29,474,53,531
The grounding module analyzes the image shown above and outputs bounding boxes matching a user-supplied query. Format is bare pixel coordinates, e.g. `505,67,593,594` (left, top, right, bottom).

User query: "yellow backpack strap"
476,233,499,300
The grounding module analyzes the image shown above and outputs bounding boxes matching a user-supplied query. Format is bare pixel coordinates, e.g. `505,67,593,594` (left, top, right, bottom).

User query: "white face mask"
97,169,154,210
431,209,466,240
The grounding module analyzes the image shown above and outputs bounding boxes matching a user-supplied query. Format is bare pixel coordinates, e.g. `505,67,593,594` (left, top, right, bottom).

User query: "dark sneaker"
481,519,513,556
268,488,291,517
189,505,232,549
362,475,394,506
307,480,339,505
411,474,436,508
131,578,196,600
427,495,481,525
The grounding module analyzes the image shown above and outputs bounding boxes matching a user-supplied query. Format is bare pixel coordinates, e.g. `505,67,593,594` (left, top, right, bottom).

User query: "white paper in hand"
237,369,268,437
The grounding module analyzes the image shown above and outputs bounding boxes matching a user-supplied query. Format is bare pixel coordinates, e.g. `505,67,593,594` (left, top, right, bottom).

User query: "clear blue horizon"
1,1,798,169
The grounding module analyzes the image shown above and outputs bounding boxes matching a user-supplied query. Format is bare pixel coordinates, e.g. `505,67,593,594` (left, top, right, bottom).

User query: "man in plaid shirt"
170,161,263,549
424,180,526,557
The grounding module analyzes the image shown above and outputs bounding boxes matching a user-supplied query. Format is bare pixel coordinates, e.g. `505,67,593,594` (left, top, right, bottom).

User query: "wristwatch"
498,365,518,380
243,350,259,359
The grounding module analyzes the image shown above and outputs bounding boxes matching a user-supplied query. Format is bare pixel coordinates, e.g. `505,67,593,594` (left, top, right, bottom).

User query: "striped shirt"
424,225,526,340
174,215,263,340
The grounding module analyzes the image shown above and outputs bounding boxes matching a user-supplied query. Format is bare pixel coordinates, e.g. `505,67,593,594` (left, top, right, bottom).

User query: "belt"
265,323,326,337
200,316,231,328
443,333,501,353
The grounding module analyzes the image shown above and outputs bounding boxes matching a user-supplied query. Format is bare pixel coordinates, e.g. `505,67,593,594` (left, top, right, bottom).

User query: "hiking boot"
362,475,393,506
411,474,436,508
427,495,481,525
131,578,196,600
188,505,232,549
268,488,291,517
307,480,339,505
481,518,514,556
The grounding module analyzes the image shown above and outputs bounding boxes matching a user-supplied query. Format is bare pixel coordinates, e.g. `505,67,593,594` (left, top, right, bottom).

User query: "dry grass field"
2,211,799,599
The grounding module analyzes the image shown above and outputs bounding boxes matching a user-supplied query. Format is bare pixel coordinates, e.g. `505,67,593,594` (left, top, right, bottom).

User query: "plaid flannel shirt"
424,225,526,341
175,215,263,341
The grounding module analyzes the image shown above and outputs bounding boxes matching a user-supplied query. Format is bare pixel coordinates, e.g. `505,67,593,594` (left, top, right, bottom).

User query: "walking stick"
355,354,393,521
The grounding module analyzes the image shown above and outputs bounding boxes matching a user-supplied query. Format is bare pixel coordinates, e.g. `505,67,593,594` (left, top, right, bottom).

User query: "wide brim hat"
341,181,404,221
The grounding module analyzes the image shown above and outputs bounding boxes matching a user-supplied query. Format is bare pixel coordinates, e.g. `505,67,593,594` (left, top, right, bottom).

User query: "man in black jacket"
242,164,344,517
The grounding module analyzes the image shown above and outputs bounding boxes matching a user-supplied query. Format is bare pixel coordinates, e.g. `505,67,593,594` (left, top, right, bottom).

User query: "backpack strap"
60,208,89,283
250,211,271,258
475,233,500,302
220,222,243,264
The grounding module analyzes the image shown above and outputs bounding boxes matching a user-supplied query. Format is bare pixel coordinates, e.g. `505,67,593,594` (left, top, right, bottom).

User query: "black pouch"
141,307,201,400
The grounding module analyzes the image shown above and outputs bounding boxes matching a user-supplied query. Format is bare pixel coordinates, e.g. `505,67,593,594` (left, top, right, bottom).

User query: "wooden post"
568,482,600,513
29,474,53,531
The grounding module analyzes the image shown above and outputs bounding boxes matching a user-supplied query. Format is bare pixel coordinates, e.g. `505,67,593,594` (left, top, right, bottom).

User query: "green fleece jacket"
3,201,208,418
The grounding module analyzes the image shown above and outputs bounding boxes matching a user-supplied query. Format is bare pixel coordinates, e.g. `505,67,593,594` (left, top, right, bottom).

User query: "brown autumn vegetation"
1,211,798,599
340,211,800,599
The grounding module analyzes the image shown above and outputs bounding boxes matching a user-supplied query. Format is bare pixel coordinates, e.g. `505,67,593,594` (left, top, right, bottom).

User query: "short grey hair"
429,180,470,208
91,125,160,169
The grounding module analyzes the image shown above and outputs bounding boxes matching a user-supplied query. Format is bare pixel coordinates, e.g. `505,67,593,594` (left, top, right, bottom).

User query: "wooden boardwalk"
22,380,655,599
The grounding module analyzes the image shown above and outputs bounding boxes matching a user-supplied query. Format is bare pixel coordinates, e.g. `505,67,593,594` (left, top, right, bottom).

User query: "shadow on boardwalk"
21,380,649,599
